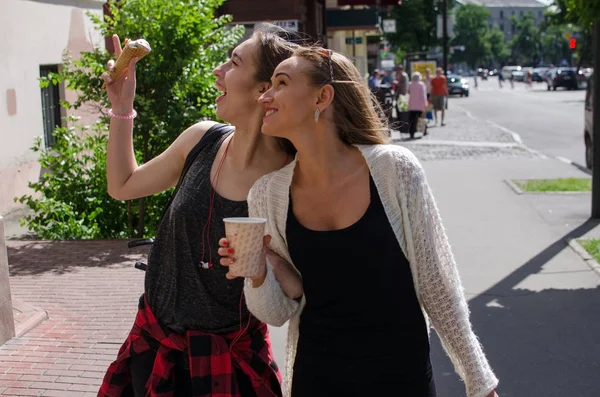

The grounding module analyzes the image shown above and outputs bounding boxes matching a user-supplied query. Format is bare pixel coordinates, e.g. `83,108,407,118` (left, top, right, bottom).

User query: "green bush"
16,0,243,239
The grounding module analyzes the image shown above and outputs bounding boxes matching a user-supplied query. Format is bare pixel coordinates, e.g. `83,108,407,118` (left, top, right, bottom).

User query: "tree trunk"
127,200,134,237
137,197,145,238
136,128,151,238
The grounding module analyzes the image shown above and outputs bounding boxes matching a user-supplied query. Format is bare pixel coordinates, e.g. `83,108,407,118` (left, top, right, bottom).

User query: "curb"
567,239,600,278
12,300,48,338
504,179,591,195
555,156,592,175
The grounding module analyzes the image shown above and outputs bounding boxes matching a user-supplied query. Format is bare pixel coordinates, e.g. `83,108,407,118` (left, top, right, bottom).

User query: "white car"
502,65,521,80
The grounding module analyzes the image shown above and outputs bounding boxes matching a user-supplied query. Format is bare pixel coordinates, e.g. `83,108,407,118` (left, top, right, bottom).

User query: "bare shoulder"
176,120,220,159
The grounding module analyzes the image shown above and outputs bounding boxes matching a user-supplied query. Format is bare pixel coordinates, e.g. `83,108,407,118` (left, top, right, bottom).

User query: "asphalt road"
452,77,588,167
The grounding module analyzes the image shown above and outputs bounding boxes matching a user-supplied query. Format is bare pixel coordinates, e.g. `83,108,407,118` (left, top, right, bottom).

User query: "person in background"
424,68,433,100
381,70,392,86
394,64,409,96
408,72,428,139
430,67,448,126
368,69,381,90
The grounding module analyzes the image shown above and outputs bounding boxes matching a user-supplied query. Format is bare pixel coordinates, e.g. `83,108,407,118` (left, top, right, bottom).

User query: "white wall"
0,0,105,214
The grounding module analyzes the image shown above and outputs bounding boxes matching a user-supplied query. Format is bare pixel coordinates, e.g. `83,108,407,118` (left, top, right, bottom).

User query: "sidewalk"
422,156,600,397
0,241,147,396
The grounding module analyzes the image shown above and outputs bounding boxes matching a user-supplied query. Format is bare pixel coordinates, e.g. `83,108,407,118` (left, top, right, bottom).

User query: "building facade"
459,0,547,42
0,0,106,216
325,0,399,78
219,0,327,44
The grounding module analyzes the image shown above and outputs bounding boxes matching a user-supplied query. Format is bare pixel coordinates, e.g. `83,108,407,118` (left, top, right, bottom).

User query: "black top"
145,124,253,333
287,176,435,397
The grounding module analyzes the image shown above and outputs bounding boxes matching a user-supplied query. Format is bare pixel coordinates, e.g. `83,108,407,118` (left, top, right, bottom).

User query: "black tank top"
145,124,253,333
287,176,436,397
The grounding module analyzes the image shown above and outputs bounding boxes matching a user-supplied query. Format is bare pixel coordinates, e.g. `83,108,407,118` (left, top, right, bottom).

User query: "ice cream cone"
102,39,151,88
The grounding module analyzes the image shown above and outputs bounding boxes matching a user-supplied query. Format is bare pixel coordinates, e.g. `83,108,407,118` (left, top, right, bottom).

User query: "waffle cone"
103,39,151,88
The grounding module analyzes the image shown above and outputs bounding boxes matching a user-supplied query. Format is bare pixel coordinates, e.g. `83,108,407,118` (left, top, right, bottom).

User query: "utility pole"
442,0,448,76
592,21,600,218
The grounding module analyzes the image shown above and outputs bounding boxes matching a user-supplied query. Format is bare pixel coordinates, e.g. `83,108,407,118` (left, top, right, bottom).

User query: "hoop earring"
314,108,321,123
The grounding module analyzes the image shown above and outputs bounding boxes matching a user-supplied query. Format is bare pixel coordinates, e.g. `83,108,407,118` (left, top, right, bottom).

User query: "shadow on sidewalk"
7,240,148,276
430,219,600,397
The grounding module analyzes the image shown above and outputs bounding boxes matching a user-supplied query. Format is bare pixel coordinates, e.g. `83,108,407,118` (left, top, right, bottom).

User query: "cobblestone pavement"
389,103,545,161
1,240,146,396
395,143,541,161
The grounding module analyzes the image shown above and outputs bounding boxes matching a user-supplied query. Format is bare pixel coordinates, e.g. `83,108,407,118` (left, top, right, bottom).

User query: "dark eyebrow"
274,72,291,80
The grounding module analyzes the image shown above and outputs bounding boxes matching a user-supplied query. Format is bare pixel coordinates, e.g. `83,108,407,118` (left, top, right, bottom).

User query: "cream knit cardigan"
244,144,498,397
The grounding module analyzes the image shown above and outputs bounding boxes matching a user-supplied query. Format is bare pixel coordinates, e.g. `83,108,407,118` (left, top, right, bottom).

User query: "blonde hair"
292,47,388,145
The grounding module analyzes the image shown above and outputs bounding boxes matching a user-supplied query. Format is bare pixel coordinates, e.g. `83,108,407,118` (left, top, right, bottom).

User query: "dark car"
547,68,585,90
447,74,469,97
585,74,594,169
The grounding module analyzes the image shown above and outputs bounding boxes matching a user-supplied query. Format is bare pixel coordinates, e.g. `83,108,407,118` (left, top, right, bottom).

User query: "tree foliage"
17,0,243,239
450,3,491,68
547,0,600,66
385,0,440,55
510,14,540,65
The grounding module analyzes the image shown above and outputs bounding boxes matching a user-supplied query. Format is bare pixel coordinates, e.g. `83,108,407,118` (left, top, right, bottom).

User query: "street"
454,77,588,167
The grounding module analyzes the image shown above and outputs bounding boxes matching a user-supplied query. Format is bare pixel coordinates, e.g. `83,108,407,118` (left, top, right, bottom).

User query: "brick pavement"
0,240,147,396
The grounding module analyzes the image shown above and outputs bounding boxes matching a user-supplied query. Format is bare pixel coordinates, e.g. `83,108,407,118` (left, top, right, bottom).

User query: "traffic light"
570,38,577,49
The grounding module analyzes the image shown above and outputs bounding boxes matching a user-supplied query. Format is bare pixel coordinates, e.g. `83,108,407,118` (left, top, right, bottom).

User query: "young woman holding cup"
219,47,498,397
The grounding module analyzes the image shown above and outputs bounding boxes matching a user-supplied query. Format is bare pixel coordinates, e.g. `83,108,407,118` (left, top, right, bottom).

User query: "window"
39,65,62,148
500,24,505,31
500,10,504,19
512,23,516,33
520,11,523,17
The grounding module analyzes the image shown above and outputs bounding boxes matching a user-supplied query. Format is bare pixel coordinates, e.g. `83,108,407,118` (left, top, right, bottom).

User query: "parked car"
447,74,469,97
502,65,521,80
585,73,594,169
532,67,549,82
547,67,586,90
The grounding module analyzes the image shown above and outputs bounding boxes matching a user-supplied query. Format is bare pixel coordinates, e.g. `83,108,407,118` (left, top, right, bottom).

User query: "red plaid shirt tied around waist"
98,295,282,397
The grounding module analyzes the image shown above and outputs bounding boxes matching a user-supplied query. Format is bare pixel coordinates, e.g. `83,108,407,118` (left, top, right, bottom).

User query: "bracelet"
108,108,137,120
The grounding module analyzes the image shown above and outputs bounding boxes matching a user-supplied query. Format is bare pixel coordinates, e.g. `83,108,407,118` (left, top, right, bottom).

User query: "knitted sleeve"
243,175,299,327
396,151,498,397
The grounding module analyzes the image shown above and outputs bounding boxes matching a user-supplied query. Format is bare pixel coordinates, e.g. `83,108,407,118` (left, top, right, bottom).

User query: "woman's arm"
219,175,301,326
102,34,214,201
398,151,498,397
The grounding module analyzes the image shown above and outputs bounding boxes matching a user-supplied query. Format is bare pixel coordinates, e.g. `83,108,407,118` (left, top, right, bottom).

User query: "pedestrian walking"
430,67,449,126
219,46,499,397
498,71,504,88
424,67,433,100
368,69,381,90
97,24,298,396
408,72,428,138
394,64,409,96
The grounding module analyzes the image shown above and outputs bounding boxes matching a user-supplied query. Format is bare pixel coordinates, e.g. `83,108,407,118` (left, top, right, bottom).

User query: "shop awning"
326,8,379,30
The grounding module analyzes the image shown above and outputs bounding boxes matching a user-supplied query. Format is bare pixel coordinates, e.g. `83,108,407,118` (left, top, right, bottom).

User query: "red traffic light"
569,38,576,49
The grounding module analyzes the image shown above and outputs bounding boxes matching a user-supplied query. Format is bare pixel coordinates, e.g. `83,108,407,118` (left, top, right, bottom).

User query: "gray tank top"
145,124,252,333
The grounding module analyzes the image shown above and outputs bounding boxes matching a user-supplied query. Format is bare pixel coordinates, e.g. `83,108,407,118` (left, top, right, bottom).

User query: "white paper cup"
223,217,267,277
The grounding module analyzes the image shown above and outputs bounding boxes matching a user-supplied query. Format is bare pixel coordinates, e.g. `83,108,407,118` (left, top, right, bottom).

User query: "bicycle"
127,238,154,271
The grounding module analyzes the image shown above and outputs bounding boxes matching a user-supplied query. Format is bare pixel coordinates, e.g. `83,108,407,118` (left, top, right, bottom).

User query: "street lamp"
442,0,448,75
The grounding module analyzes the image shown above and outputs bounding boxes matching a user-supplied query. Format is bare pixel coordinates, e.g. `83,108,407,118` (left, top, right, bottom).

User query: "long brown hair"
251,24,304,154
292,47,389,145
